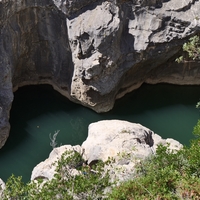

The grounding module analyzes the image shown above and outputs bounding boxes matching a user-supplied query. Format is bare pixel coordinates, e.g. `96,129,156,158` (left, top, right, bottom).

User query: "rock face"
1,0,200,147
82,120,182,164
31,145,82,180
0,178,5,198
82,120,182,182
31,120,182,183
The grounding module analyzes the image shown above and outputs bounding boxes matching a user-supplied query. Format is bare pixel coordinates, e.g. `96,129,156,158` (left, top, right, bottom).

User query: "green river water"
0,83,200,182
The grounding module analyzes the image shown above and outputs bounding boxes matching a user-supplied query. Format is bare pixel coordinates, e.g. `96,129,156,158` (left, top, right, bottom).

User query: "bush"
176,35,200,63
2,118,200,199
107,124,200,199
2,150,111,200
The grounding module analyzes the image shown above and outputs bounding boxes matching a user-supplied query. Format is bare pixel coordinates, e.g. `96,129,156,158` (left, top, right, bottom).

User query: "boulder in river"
31,120,182,183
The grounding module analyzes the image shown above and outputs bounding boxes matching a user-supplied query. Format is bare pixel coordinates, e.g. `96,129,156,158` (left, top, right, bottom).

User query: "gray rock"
53,0,98,16
1,0,200,147
82,120,182,163
81,120,182,183
31,120,182,184
0,178,5,198
0,0,73,148
31,145,82,180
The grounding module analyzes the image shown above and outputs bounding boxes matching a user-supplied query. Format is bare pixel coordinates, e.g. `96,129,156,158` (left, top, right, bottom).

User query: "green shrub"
176,35,200,63
2,150,111,200
2,117,200,199
107,125,200,200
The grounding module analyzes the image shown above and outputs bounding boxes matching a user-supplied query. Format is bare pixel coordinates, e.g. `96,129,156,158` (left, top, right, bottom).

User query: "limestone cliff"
0,0,200,148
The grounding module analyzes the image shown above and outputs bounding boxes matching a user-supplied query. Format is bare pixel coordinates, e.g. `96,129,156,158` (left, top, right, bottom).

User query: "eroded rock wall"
0,0,200,147
53,0,200,110
0,0,73,148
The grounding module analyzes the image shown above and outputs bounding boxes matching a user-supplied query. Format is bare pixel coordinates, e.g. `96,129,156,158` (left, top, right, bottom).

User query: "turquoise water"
0,83,200,182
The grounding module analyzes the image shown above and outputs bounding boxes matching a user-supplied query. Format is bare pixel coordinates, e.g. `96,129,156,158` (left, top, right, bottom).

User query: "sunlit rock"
31,145,82,180
82,120,183,182
0,178,5,198
31,120,182,184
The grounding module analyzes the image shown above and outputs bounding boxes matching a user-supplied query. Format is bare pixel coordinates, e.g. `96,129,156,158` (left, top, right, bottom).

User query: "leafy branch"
176,35,200,63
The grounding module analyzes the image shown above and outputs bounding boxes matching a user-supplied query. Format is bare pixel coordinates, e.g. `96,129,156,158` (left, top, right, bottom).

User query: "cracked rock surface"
0,0,200,147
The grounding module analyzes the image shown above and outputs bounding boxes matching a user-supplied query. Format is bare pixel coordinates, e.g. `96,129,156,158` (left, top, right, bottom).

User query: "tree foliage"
2,150,111,200
107,124,200,199
176,35,200,63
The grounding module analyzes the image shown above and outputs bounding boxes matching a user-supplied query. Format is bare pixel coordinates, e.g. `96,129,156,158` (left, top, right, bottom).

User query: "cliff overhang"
0,0,200,148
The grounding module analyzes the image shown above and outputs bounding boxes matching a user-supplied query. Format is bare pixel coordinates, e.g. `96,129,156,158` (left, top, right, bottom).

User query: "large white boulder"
81,120,182,182
82,120,182,164
31,120,182,183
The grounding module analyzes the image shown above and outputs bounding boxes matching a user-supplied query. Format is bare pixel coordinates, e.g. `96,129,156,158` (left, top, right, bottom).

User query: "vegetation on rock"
108,103,200,199
1,123,200,199
2,150,111,200
107,133,200,199
1,104,200,199
176,35,200,63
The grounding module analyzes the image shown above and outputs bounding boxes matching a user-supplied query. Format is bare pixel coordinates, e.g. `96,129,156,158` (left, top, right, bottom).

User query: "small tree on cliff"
176,35,200,63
